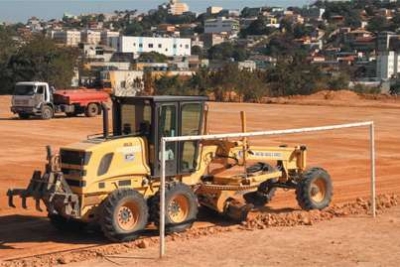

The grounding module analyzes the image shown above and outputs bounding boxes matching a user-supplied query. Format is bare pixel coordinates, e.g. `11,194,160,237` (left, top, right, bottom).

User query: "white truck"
11,81,109,120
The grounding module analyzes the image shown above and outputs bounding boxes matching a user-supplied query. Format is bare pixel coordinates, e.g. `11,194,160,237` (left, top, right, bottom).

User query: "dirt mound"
2,194,398,267
292,90,361,101
243,194,398,230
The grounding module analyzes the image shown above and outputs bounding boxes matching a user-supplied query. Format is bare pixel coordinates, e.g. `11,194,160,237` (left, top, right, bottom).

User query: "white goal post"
159,121,376,258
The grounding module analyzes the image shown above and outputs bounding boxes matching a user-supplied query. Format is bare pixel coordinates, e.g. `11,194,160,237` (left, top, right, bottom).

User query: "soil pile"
291,90,361,101
243,194,398,230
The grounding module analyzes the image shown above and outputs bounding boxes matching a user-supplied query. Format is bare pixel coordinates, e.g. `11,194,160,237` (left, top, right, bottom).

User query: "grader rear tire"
100,189,148,242
296,167,333,210
150,182,198,234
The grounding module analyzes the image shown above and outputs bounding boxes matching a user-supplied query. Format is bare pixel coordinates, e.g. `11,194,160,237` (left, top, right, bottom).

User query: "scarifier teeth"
22,196,28,209
7,190,16,208
35,199,42,212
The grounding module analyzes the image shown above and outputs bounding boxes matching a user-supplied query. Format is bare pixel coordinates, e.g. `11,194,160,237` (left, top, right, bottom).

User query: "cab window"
120,103,152,135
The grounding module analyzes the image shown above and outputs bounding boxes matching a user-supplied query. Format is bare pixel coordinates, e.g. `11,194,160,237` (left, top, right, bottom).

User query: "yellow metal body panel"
60,137,153,220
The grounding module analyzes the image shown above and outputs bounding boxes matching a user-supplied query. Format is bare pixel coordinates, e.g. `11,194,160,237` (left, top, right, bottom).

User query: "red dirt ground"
64,204,400,267
1,92,400,266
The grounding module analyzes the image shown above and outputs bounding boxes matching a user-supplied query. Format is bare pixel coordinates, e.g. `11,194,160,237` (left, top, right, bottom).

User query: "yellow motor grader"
7,96,332,242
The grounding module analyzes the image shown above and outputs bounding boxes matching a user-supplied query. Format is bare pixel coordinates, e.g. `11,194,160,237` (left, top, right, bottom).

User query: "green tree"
188,67,210,95
154,75,185,95
367,16,390,32
0,27,18,94
6,35,78,89
191,45,203,58
264,35,303,57
208,42,249,61
327,73,350,90
124,21,144,36
240,18,275,37
138,52,168,63
266,53,324,96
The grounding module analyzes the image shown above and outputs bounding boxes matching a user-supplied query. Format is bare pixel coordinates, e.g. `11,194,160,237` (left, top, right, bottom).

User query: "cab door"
178,102,203,174
35,85,46,106
155,103,178,177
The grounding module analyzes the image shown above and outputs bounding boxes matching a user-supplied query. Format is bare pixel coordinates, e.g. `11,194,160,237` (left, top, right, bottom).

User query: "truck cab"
11,81,53,119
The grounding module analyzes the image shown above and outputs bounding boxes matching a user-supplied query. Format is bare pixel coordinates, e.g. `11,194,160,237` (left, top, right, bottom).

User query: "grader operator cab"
8,95,333,242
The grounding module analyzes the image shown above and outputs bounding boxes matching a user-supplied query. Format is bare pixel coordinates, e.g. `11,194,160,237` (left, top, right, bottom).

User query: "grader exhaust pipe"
101,103,109,139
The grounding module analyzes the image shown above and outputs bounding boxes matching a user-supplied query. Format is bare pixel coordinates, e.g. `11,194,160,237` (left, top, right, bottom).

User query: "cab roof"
113,95,208,103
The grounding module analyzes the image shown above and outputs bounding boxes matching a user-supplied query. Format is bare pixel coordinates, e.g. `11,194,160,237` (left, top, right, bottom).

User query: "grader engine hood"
60,137,151,194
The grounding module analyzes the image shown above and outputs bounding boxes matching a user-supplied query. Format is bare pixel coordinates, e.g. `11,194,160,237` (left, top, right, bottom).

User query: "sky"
0,0,313,23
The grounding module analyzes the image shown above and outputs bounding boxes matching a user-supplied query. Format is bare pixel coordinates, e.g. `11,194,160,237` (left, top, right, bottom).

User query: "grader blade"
225,200,253,222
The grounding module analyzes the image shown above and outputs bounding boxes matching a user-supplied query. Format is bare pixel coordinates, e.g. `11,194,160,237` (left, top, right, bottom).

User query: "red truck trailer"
11,82,109,120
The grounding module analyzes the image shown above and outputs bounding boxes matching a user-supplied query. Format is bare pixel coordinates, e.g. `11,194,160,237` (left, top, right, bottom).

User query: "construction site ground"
0,91,400,266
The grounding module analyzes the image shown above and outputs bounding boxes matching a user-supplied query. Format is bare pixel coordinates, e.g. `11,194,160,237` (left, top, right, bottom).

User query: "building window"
149,43,153,48
133,43,136,46
139,43,143,48
158,44,162,48
173,44,177,48
185,44,189,49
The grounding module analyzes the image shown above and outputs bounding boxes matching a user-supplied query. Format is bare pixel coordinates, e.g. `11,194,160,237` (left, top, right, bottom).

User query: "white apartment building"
204,17,240,34
377,51,400,79
81,30,101,44
109,36,191,57
207,6,223,15
49,30,81,46
168,0,189,15
101,30,120,46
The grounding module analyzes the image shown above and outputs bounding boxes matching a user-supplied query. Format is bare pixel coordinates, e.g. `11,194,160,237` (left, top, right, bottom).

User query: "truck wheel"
18,113,30,119
296,167,333,210
41,106,54,120
48,213,86,232
85,103,99,117
150,182,198,234
101,189,148,242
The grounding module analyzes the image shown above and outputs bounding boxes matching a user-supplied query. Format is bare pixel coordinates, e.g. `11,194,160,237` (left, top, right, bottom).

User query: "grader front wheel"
296,167,333,210
101,189,148,242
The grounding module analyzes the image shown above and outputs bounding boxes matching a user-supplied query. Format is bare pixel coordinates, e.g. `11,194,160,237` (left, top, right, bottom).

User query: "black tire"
244,162,277,207
85,103,99,117
296,167,333,210
18,113,30,119
48,213,86,232
244,179,277,207
150,182,198,234
100,189,148,242
41,105,54,120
